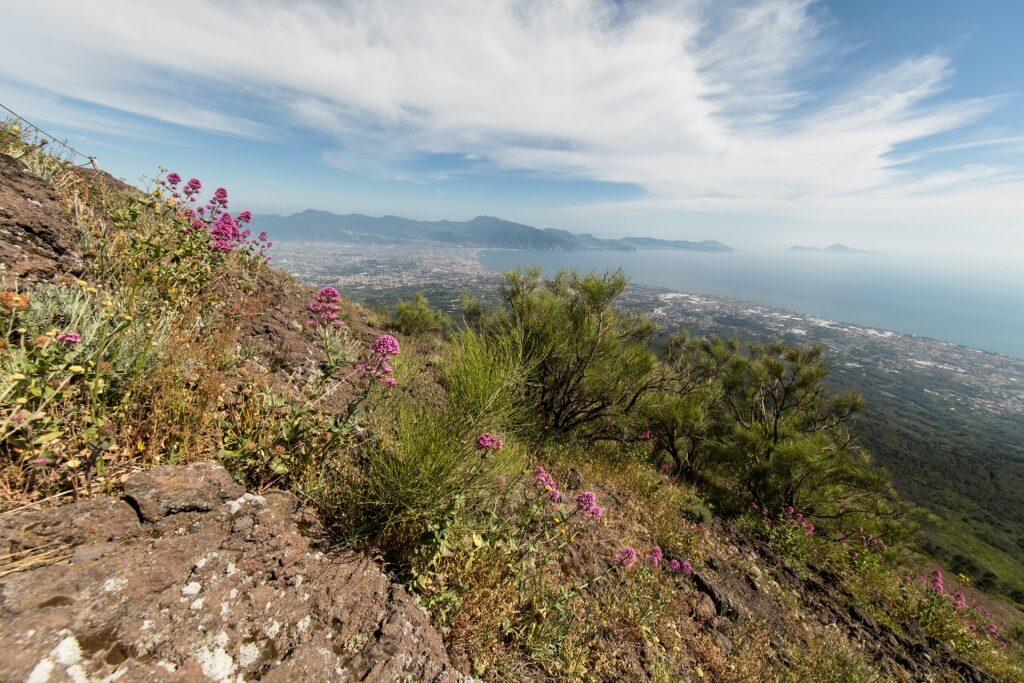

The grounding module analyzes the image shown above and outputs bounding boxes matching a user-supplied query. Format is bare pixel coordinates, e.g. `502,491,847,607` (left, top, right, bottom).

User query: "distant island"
790,243,880,255
252,210,733,253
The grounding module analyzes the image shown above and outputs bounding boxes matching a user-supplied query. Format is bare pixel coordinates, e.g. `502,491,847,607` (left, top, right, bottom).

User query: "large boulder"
0,461,464,682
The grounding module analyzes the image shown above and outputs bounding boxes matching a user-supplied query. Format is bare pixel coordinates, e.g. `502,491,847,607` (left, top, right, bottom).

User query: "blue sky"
1,0,1022,262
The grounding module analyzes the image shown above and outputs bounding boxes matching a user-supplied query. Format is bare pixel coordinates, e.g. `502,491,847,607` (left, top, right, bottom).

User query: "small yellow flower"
101,300,113,308
45,329,57,337
75,279,88,287
166,197,177,207
560,528,567,535
86,287,98,294
66,458,81,468
69,365,85,373
9,373,26,380
119,314,133,321
153,187,163,198
15,397,28,404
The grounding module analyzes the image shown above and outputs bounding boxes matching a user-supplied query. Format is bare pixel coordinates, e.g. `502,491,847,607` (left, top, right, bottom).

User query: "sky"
1,0,1023,265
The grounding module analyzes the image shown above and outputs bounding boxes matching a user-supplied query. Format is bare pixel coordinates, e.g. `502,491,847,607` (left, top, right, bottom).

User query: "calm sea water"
478,249,1024,359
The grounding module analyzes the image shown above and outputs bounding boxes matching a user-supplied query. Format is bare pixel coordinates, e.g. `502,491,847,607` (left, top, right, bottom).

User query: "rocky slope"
0,461,464,682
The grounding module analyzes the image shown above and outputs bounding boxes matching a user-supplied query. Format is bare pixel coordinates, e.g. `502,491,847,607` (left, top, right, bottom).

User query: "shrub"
439,325,532,433
358,399,520,559
681,503,713,526
497,268,661,434
356,326,530,561
392,292,450,336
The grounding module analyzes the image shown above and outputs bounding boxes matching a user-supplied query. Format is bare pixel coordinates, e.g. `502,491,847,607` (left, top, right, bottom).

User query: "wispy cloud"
1,0,1021,249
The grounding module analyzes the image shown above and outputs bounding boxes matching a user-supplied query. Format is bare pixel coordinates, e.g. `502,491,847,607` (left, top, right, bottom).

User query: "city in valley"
272,240,1024,421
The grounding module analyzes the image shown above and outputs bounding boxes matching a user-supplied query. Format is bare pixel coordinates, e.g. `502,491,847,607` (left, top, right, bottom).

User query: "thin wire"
0,101,94,163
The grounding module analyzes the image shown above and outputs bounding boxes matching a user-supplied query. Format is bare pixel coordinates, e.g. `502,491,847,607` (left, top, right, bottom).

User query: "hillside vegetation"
1,120,1022,682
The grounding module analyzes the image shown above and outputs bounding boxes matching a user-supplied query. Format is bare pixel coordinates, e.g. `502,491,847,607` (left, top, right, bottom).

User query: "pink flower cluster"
856,527,887,552
532,466,561,502
56,331,80,344
614,543,694,575
573,491,603,519
666,558,694,575
357,334,400,387
615,546,638,568
159,173,270,256
372,334,401,357
307,286,344,329
903,570,1008,647
476,432,504,451
752,502,815,537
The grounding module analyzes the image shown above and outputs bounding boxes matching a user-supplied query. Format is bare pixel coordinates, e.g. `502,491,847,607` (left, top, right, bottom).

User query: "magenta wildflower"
660,463,670,473
307,286,344,329
258,230,269,241
667,559,682,574
931,569,945,595
953,591,966,609
681,560,693,575
476,432,504,451
372,334,401,357
615,547,638,568
640,429,651,440
986,623,999,638
184,178,202,197
785,506,795,515
165,172,181,186
56,331,81,344
532,466,562,502
648,546,663,567
384,376,397,387
236,210,253,223
574,491,603,519
356,334,402,384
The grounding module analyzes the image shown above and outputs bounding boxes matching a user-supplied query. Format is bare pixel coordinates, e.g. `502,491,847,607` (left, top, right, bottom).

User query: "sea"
478,248,1024,359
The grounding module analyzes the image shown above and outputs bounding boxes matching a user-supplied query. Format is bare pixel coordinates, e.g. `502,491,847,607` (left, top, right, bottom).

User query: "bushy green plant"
356,326,532,560
439,325,532,432
497,268,661,434
1,275,173,496
358,399,521,558
681,503,713,526
392,292,450,336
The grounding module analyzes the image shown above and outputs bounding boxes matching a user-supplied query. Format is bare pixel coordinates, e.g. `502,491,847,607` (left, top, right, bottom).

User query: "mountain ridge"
253,210,734,252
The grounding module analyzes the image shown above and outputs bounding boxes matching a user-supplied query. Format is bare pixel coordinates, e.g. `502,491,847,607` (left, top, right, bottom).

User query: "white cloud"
0,0,1021,251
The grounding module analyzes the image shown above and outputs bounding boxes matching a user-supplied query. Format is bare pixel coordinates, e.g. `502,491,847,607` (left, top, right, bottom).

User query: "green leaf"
33,430,62,445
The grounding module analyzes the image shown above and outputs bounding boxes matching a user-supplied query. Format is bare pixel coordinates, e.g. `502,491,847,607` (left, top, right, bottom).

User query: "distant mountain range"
790,243,879,255
252,210,733,252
